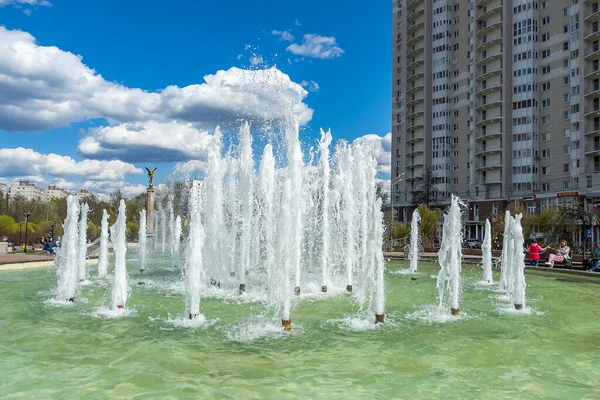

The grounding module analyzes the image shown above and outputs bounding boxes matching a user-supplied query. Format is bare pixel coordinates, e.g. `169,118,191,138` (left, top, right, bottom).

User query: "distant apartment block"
45,185,70,201
392,0,600,240
6,181,96,203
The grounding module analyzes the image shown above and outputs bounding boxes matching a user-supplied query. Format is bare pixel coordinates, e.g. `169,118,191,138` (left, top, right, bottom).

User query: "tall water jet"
408,208,421,274
167,199,174,258
277,178,294,330
482,219,493,283
55,195,80,302
138,209,147,273
161,207,166,253
373,198,386,323
110,200,128,310
286,121,304,293
173,215,182,268
185,182,205,320
237,122,254,294
77,203,89,282
318,129,332,292
437,195,465,317
334,142,356,292
499,210,511,291
258,143,276,303
511,214,526,310
504,217,516,297
97,209,109,278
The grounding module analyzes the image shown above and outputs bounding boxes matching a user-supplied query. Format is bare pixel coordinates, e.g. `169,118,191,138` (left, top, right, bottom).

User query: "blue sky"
0,0,391,197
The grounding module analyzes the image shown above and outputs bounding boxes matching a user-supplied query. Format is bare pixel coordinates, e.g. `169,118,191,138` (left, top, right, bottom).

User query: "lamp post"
18,222,23,248
50,221,56,238
23,211,31,253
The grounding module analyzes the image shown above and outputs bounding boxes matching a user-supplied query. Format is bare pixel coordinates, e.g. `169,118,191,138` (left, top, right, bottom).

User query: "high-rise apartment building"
392,0,600,239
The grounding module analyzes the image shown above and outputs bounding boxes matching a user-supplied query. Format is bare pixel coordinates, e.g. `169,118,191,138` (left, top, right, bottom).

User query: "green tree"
418,204,441,251
0,215,18,239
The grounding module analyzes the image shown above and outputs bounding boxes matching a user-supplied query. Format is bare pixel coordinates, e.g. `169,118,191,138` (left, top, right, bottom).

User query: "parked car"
464,239,482,249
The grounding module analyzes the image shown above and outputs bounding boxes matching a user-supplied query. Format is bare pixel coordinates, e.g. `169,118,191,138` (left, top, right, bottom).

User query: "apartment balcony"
406,147,424,156
406,56,425,70
475,36,503,53
406,32,424,47
584,5,600,23
475,67,503,81
406,45,424,59
475,114,503,126
584,42,600,59
475,98,502,112
585,141,600,155
584,104,600,117
407,6,424,22
407,18,425,34
406,0,423,10
476,0,496,7
475,145,503,156
585,123,600,136
475,49,502,67
475,83,502,97
585,82,600,97
406,159,425,169
476,2,503,21
406,82,424,96
481,179,503,185
476,128,503,139
584,26,600,41
406,96,424,107
405,107,424,119
406,69,424,81
476,17,502,36
585,65,600,78
475,162,503,170
406,132,424,143
406,121,425,131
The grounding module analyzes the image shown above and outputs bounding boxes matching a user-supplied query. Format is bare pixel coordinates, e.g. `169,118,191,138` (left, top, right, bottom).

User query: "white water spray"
55,195,80,302
139,209,147,272
318,129,332,289
408,208,421,273
185,182,205,319
511,214,526,310
77,203,89,282
97,209,109,278
110,200,129,310
499,210,511,291
173,215,182,268
482,219,493,283
437,195,464,315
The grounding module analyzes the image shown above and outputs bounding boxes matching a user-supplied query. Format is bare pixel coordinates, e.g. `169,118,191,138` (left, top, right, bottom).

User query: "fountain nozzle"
294,286,300,296
140,268,145,273
117,305,124,309
321,286,327,293
238,284,246,294
189,313,198,320
346,285,352,293
451,308,460,317
282,319,291,331
514,304,523,310
375,314,384,324
67,297,75,302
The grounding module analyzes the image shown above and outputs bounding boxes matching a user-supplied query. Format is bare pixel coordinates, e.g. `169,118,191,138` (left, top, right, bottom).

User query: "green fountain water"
1,260,599,398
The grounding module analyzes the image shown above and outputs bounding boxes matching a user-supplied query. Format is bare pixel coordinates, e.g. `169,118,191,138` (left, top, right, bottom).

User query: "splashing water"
511,214,526,310
77,203,89,282
139,209,147,272
110,200,129,310
173,215,182,269
185,181,205,319
437,195,465,314
408,208,421,273
499,210,511,291
318,128,332,289
55,195,80,302
97,209,109,278
482,219,493,284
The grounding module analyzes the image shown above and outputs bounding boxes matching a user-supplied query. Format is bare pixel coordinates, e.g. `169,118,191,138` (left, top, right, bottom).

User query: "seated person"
545,240,571,268
589,242,600,272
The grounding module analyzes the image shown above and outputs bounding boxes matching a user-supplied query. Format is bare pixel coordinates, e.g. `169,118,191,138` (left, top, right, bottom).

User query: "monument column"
145,167,157,246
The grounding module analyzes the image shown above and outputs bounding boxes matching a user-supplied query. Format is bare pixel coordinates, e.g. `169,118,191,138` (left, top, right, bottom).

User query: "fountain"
482,218,493,284
110,199,129,310
511,214,526,310
77,202,89,282
55,195,80,302
185,179,205,320
318,129,332,293
499,210,511,291
167,199,174,259
173,215,182,269
160,206,166,253
97,209,109,278
237,122,254,294
139,209,147,273
437,194,465,316
408,208,421,274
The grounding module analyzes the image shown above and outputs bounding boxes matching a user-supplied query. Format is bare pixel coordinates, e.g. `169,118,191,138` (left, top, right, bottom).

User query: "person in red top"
524,239,548,266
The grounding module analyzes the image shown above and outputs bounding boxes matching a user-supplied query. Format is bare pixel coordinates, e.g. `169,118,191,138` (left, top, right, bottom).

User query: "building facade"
9,181,46,202
392,0,600,239
45,185,70,201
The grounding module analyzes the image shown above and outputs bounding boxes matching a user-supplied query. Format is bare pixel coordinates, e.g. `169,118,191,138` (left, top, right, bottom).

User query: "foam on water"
222,316,294,342
94,306,137,318
166,313,218,329
405,304,469,324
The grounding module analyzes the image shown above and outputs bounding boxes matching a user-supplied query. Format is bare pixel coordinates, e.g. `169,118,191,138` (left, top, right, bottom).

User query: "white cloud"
237,54,243,60
249,54,263,66
295,19,301,26
0,27,313,132
172,160,208,176
300,80,320,92
272,30,295,42
78,121,214,163
353,133,391,175
0,0,51,6
286,34,344,59
0,147,143,181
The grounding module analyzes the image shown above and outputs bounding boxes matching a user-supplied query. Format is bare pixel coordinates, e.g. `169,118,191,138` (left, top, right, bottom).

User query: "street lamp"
23,211,31,253
18,222,23,248
50,222,56,238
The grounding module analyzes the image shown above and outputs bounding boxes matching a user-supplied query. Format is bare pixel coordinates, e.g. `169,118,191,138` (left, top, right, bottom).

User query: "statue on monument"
145,167,157,188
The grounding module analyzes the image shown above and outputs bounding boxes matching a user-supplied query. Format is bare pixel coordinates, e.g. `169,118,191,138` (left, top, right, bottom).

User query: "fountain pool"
1,259,599,398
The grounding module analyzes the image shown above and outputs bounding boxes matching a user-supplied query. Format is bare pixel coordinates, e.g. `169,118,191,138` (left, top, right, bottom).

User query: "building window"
564,145,570,155
542,183,550,192
492,203,498,214
564,76,570,84
564,163,570,172
564,111,569,120
542,167,550,175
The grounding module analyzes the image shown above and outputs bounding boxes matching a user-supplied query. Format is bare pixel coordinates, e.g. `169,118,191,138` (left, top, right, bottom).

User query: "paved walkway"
0,252,55,265
384,251,488,260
